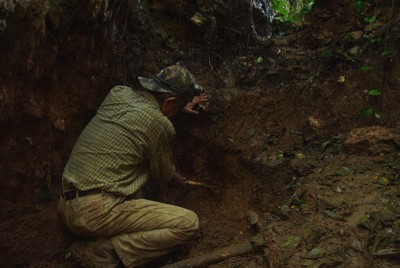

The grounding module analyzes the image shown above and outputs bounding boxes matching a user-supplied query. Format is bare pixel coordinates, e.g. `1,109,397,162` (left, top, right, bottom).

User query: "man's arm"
147,116,177,186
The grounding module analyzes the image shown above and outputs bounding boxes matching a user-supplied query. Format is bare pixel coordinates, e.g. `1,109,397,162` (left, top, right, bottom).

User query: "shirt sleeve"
147,116,176,186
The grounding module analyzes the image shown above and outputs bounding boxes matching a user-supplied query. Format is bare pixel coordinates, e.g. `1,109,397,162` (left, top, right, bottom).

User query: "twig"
161,239,255,268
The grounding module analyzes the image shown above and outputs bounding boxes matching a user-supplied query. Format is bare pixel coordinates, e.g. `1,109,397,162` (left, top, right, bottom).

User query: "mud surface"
1,0,400,267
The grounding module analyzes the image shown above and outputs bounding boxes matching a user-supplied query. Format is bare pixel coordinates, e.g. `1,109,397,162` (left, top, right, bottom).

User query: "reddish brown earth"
1,0,400,267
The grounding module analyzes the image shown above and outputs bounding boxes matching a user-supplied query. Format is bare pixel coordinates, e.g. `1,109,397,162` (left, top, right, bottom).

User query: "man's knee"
182,210,200,237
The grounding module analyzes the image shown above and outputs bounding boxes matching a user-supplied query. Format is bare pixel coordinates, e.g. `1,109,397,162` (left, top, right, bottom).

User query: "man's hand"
182,93,209,115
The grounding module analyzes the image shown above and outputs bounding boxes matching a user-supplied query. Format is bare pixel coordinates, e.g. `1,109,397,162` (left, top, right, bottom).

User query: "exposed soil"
1,0,400,267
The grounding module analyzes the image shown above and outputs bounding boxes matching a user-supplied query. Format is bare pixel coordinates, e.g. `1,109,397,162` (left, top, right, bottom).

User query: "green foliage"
356,0,365,10
370,37,381,44
321,50,333,58
380,175,392,184
360,105,380,119
355,0,377,24
346,34,356,42
352,0,390,122
368,89,381,96
272,0,289,19
247,127,255,137
360,88,382,119
364,16,376,24
381,50,393,57
361,105,374,117
282,235,301,248
271,0,314,23
336,166,353,176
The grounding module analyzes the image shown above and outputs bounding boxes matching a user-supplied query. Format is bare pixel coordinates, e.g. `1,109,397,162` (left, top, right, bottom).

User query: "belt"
63,188,102,201
63,188,137,201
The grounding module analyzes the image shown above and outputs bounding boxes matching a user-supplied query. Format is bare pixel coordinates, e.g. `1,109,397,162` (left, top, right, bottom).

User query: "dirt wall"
1,0,400,266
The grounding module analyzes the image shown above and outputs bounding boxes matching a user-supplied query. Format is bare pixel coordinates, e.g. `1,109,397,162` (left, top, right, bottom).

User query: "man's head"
138,65,203,117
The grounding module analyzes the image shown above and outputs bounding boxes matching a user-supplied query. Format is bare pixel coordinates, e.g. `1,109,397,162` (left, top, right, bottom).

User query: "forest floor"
1,1,400,267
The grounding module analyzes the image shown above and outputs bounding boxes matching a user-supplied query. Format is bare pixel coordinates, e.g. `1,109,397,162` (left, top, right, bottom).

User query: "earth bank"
0,0,400,267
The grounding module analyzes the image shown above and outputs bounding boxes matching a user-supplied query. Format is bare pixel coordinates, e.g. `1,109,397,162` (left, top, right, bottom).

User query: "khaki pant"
58,192,199,267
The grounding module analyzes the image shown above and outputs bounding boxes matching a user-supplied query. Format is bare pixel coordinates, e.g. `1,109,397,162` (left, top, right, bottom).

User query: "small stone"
349,31,364,40
306,247,325,259
53,118,66,131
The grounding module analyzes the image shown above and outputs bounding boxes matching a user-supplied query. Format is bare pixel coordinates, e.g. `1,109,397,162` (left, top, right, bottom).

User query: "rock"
308,116,320,128
349,31,364,40
347,46,362,56
364,21,385,33
344,126,400,155
52,118,66,131
191,12,206,27
0,19,6,33
305,247,325,259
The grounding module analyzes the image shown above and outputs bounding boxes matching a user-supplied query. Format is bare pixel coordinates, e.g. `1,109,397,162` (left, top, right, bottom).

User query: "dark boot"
67,238,120,268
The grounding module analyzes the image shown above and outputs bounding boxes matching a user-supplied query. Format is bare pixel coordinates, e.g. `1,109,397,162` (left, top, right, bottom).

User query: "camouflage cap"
138,65,203,103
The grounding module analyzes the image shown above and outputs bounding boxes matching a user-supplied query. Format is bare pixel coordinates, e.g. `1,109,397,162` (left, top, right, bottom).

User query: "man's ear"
162,96,177,109
160,96,178,117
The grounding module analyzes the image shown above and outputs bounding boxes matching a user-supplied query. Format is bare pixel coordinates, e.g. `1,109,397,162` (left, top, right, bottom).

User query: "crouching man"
58,65,205,267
